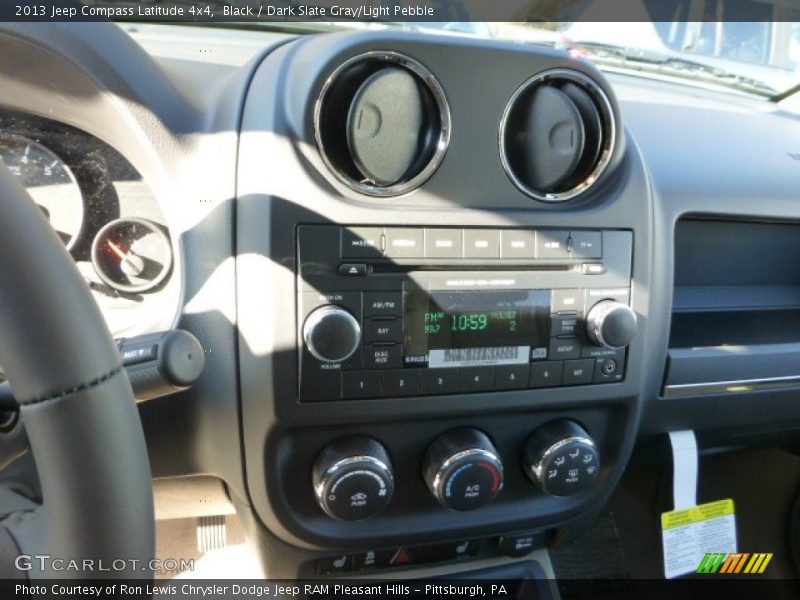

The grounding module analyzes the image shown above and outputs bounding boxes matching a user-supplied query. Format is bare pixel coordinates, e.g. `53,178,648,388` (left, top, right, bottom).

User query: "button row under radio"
341,227,602,260
343,366,516,399
340,352,625,400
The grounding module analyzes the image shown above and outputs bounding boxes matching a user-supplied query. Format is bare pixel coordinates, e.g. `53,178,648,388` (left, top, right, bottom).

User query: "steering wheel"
0,164,154,578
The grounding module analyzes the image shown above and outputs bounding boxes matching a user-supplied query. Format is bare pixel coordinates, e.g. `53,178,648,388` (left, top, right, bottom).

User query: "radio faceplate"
297,225,633,403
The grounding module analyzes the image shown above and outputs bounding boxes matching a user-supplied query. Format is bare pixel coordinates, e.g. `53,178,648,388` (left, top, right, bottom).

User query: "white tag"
662,430,736,578
662,499,737,579
668,430,698,510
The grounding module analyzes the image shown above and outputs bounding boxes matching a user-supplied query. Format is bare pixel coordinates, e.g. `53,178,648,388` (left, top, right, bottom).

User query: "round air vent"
500,69,616,202
314,51,450,197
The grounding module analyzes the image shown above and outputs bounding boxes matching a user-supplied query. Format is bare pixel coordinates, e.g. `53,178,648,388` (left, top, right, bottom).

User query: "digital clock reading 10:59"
425,311,518,333
403,290,550,356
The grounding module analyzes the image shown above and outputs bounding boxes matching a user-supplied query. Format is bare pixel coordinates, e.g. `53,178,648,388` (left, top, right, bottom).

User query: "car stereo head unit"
297,225,635,402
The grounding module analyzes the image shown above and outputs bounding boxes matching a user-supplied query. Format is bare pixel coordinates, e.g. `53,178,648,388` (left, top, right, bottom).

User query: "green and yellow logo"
696,552,773,574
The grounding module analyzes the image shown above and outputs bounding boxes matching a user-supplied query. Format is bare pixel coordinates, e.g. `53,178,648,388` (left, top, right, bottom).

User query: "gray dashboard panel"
3,20,799,579
612,74,800,434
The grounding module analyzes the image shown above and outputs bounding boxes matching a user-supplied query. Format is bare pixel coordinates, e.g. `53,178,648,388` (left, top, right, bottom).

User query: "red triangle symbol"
390,548,412,566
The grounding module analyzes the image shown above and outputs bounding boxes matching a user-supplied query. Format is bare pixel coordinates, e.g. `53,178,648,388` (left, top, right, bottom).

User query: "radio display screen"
403,290,551,358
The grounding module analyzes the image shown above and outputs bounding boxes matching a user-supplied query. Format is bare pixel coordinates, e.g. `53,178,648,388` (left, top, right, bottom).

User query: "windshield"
222,10,799,98
125,0,800,97
390,20,800,97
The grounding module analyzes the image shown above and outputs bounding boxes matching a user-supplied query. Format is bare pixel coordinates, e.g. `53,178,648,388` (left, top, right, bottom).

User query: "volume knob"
585,300,637,349
303,305,361,363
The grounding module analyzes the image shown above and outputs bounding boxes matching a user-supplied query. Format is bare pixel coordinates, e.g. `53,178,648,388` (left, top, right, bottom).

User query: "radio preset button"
365,344,403,369
364,319,402,344
342,371,382,399
529,362,563,388
424,229,463,258
551,315,580,336
552,289,584,314
422,368,459,394
363,292,402,318
562,359,595,385
495,365,529,390
536,230,570,259
382,369,423,396
464,230,501,258
569,231,602,259
500,230,536,258
341,227,384,259
548,338,580,360
458,366,495,391
385,228,423,258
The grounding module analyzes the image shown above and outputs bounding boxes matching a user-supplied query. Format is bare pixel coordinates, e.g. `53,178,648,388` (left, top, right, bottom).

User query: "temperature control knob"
423,428,504,511
303,305,361,363
585,300,637,349
523,420,600,497
312,437,394,522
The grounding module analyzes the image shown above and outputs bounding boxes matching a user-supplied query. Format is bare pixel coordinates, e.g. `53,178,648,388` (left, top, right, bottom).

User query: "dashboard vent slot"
500,69,616,203
314,52,450,197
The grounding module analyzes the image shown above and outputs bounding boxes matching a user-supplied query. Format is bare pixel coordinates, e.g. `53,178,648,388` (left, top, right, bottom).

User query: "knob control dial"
303,305,361,363
585,300,637,349
523,420,600,497
312,437,394,522
423,428,504,511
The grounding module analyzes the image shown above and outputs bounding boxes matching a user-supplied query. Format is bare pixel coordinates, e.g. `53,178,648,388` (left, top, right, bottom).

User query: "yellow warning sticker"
662,498,735,530
661,498,737,579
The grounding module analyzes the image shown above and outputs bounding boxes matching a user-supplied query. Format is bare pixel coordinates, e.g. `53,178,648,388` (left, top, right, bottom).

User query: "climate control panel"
311,421,601,522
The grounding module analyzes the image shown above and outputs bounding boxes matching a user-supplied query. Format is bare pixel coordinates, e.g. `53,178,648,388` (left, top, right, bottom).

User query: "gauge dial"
91,218,172,293
0,134,84,250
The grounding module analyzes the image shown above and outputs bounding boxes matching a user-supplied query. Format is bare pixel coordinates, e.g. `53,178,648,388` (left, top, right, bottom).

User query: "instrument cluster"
0,111,178,337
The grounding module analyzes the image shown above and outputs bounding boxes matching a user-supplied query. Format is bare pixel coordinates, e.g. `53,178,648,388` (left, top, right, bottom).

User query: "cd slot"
369,262,573,274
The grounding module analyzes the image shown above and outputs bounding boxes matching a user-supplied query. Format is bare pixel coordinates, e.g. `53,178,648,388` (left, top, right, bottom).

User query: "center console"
294,225,634,527
235,29,655,578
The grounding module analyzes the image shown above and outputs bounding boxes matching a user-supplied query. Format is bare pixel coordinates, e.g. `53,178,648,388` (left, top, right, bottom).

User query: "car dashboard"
0,21,799,581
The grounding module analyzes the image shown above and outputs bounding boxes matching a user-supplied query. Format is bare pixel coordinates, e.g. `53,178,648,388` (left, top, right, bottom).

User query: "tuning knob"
423,428,504,511
312,437,394,522
303,305,361,363
585,300,637,349
522,420,600,497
